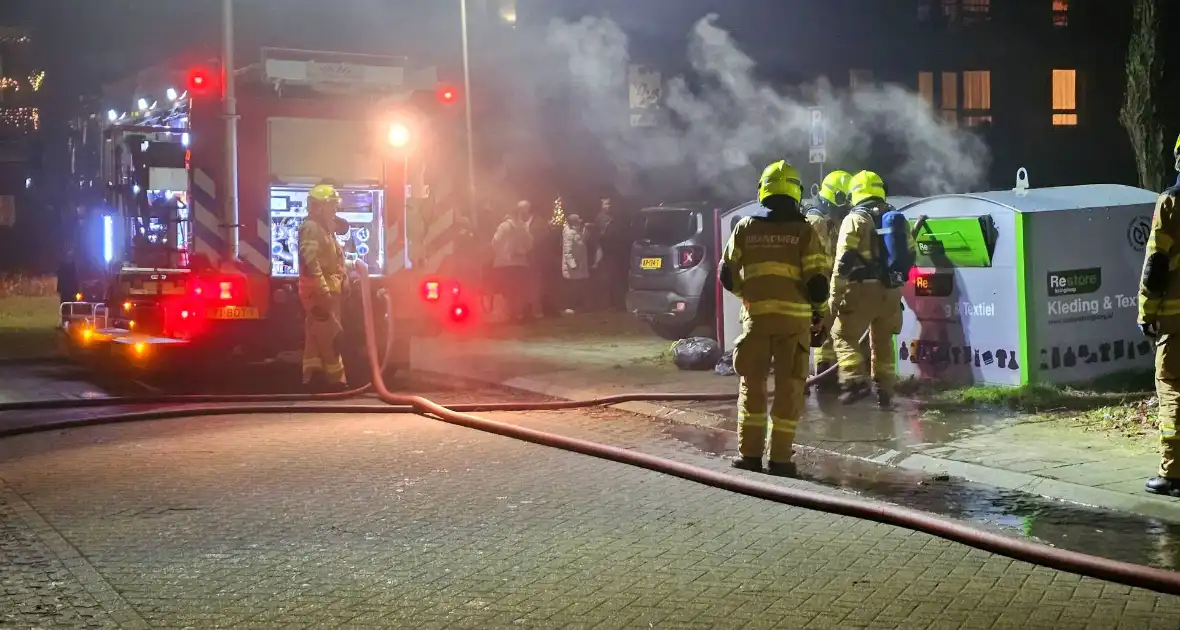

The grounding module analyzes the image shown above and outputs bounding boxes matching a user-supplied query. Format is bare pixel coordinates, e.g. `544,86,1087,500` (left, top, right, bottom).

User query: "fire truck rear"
64,49,469,381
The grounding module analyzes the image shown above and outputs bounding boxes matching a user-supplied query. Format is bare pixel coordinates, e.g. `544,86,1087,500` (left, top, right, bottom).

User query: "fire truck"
64,48,470,382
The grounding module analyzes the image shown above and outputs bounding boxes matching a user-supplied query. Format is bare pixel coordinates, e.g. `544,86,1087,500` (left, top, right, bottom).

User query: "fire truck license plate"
208,306,260,320
640,257,662,270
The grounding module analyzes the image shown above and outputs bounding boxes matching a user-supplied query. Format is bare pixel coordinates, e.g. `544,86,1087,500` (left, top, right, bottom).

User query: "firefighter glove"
1140,321,1160,339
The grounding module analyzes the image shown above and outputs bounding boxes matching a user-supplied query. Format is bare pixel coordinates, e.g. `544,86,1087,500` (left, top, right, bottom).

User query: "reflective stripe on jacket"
1140,189,1180,331
298,218,346,295
804,209,835,277
721,215,827,335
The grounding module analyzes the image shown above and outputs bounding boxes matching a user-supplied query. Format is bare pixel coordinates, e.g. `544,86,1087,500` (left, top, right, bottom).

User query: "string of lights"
0,107,40,132
550,196,566,227
0,70,46,92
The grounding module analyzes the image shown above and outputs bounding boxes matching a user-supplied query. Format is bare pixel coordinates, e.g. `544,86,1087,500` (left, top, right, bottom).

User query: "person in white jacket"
491,201,534,322
562,214,590,313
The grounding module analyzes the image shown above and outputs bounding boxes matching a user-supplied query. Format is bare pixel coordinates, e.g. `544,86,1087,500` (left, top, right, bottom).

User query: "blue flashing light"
102,215,114,263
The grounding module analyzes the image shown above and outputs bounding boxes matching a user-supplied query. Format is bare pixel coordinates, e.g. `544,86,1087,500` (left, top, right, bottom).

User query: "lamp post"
222,0,240,260
459,0,477,216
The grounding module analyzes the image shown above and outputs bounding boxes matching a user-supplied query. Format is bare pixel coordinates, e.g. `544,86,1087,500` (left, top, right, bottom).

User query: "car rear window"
638,209,698,245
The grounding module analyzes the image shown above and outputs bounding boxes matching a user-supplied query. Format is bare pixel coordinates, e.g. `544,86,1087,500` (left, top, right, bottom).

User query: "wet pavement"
0,359,129,403
3,409,1180,628
4,352,1180,579
688,391,1008,453
681,390,1166,514
665,420,1180,572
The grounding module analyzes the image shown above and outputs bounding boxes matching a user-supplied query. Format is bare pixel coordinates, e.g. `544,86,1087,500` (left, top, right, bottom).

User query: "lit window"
937,71,992,128
1052,69,1078,125
962,71,991,110
962,70,992,126
1052,0,1069,27
941,71,958,125
850,69,873,91
918,72,935,106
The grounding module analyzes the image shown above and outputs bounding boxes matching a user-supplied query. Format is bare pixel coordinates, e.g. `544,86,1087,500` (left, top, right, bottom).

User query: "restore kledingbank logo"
1047,268,1101,297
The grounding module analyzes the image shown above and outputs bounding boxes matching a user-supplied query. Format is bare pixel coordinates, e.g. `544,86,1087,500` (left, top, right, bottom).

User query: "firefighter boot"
839,380,871,405
766,460,798,477
730,456,763,472
1146,477,1180,497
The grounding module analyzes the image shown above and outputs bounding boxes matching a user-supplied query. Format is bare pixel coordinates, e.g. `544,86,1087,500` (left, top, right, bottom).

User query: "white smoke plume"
528,13,989,201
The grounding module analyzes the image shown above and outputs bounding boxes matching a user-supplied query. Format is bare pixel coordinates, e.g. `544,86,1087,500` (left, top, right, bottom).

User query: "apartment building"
505,0,1176,195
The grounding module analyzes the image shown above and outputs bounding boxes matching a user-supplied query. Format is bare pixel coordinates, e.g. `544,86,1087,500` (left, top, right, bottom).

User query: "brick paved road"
1,409,1180,629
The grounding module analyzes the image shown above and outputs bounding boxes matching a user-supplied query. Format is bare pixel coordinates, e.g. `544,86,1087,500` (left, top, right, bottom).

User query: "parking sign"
809,107,826,164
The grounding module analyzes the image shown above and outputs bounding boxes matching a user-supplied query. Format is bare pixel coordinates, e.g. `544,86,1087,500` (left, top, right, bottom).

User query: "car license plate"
208,306,260,320
640,257,662,270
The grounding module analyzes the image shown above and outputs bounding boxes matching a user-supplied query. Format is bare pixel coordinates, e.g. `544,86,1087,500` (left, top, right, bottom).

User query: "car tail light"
451,304,469,321
676,245,704,269
423,280,440,301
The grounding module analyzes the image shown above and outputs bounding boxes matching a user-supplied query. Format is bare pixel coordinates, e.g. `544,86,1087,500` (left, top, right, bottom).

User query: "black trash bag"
672,336,722,371
713,348,776,376
715,350,736,376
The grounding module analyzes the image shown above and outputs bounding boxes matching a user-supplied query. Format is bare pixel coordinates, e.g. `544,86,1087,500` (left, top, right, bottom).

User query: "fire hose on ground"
1,264,1179,597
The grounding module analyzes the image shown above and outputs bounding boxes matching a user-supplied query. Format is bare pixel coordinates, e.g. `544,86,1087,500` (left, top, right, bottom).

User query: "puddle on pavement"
666,422,1180,572
701,394,1010,450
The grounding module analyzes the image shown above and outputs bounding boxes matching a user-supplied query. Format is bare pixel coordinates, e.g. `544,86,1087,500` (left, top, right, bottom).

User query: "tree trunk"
1119,0,1166,191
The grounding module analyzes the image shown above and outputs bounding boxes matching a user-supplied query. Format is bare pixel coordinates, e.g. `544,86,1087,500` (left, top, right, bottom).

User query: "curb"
410,368,1180,523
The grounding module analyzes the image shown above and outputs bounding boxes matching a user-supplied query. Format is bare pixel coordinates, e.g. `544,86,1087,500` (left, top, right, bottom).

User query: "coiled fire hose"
1,264,1178,596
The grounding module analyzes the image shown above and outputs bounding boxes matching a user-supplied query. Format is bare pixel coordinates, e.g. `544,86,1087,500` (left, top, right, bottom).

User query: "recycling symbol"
1127,216,1151,253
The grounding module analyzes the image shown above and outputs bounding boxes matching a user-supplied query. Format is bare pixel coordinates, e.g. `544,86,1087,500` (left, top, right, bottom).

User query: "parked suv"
625,202,717,340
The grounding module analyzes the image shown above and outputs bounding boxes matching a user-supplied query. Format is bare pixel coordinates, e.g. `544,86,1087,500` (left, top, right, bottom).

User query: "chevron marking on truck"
235,216,271,275
423,209,457,274
385,206,456,275
191,168,225,262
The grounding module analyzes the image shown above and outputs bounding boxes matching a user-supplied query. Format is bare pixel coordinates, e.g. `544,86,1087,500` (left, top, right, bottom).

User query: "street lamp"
387,122,410,149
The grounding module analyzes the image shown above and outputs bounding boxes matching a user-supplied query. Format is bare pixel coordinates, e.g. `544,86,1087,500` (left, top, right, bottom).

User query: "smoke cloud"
511,13,989,202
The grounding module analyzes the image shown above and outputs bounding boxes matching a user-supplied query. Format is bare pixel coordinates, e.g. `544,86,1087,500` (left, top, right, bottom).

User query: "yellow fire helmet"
818,170,853,207
1174,132,1179,156
849,170,887,206
758,160,803,204
308,184,341,204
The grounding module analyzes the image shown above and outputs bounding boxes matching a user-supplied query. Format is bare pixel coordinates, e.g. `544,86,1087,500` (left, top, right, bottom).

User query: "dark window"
941,0,990,26
638,209,698,245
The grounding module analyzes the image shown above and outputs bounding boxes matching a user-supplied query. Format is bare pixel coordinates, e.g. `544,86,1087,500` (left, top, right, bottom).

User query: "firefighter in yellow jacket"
830,170,908,407
1140,133,1180,496
720,160,829,476
298,184,351,391
803,170,853,393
